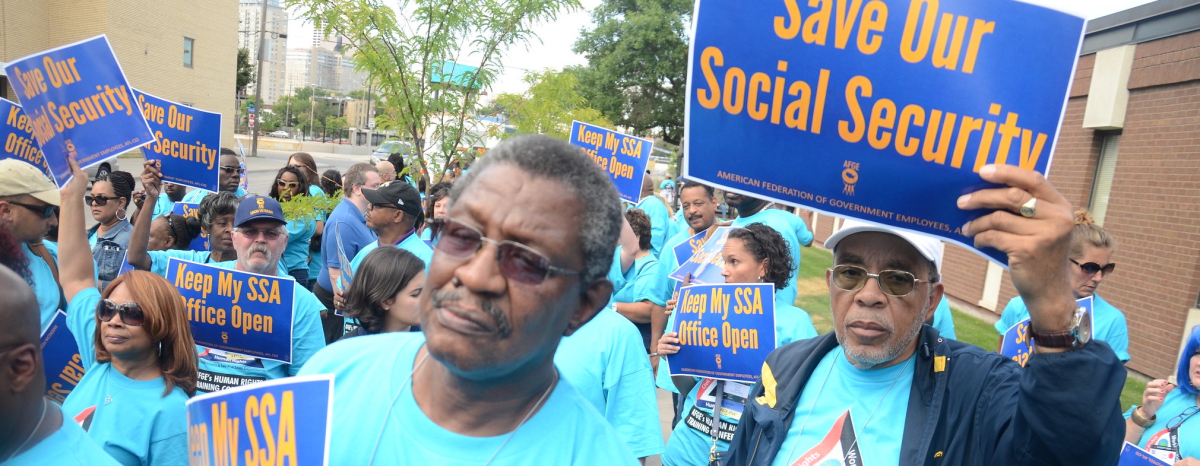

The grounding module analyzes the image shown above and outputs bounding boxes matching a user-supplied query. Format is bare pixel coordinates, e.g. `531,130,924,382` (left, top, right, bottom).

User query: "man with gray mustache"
300,135,640,465
197,195,326,393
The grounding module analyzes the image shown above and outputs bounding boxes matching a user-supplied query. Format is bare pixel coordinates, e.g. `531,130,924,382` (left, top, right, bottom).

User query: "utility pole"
250,0,268,158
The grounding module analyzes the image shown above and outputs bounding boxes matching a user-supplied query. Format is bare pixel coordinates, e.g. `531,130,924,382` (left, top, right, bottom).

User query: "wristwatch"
1029,306,1092,349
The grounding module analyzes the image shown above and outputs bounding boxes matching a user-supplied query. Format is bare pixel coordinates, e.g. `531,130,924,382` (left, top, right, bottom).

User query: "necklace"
783,348,915,463
6,398,47,461
105,365,139,405
368,347,558,466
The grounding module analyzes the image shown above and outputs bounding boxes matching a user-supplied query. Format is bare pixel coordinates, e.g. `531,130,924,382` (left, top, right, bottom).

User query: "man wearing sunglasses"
195,196,326,393
994,210,1130,362
180,149,247,205
723,165,1127,465
0,160,63,331
299,135,639,464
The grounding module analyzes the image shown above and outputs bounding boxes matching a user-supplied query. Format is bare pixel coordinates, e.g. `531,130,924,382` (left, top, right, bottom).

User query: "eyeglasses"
1167,406,1199,430
85,195,119,206
370,203,398,211
830,264,934,297
97,299,145,326
236,227,283,240
7,201,56,218
430,218,581,285
1070,259,1116,277
276,179,300,189
220,166,245,175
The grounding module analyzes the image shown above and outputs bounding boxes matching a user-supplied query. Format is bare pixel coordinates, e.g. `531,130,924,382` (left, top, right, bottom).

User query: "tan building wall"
1,0,237,149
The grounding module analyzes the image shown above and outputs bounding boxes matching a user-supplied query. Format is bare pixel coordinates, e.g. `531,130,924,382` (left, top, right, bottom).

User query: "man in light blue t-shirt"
299,136,638,465
0,159,64,330
345,180,433,284
0,268,120,466
635,176,678,258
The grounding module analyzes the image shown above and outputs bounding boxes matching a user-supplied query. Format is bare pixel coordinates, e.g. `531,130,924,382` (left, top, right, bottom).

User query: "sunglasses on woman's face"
277,180,300,189
1070,259,1116,277
85,195,119,206
97,299,145,326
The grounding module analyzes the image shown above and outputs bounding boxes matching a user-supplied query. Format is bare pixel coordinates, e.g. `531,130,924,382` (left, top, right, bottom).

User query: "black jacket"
723,325,1127,465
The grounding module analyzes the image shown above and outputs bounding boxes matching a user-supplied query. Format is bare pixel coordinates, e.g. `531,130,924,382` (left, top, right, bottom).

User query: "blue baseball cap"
234,196,286,227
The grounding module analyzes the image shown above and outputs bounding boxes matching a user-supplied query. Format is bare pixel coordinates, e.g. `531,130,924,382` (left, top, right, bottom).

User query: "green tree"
573,0,690,145
236,48,254,95
493,69,612,140
286,0,580,194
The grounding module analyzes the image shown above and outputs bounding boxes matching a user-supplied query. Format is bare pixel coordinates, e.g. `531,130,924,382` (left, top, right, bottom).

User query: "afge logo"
842,160,859,196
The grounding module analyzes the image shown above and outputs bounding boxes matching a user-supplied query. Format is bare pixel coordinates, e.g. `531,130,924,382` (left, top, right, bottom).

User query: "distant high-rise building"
238,0,288,105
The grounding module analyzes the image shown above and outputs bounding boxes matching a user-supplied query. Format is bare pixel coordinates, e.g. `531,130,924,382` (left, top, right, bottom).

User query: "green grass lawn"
792,244,1143,412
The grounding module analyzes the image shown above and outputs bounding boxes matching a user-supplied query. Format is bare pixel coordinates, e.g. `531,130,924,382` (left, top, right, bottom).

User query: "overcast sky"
286,0,1158,96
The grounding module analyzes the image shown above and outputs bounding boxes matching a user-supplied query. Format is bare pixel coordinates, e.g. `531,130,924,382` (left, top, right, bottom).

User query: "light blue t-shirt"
151,193,175,219
147,249,213,277
614,254,669,350
63,288,189,466
931,295,956,340
1126,388,1200,458
555,306,664,458
194,261,326,393
25,242,62,330
348,231,434,278
660,179,675,190
635,195,678,258
731,208,814,306
7,403,122,466
994,294,1130,362
179,187,247,204
282,217,317,273
662,298,818,464
298,332,640,465
657,228,700,305
769,348,915,466
305,185,329,280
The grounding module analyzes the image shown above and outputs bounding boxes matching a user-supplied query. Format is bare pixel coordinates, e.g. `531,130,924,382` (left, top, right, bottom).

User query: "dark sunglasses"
85,195,119,206
220,166,245,175
97,299,145,326
7,201,56,218
430,218,581,285
1069,259,1115,277
276,179,300,189
830,264,933,297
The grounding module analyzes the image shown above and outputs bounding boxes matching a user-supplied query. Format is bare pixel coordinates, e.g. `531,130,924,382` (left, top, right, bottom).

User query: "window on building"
1088,132,1120,226
183,38,195,68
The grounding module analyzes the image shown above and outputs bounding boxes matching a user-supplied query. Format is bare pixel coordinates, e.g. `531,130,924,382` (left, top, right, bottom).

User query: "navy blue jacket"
724,325,1126,465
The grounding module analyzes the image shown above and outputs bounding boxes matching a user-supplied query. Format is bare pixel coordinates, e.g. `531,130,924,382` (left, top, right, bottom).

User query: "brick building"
803,0,1200,379
0,0,238,148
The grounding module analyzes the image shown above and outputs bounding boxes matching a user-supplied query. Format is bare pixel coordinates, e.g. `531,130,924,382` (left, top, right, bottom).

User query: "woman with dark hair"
145,213,203,252
418,181,453,241
87,171,137,290
1126,325,1200,461
657,222,817,464
128,162,239,277
58,157,197,466
269,165,318,286
612,209,668,352
286,152,321,187
339,246,425,340
320,169,342,197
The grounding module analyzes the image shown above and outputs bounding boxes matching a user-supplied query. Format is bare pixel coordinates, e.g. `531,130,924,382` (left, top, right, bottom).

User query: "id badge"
1145,428,1179,463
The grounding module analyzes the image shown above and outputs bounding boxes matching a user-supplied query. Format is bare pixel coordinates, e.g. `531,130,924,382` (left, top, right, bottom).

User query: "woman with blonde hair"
57,157,197,466
995,209,1130,362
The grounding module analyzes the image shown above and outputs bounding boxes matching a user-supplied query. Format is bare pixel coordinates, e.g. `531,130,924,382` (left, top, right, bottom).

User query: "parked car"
268,130,290,138
86,157,120,182
371,140,412,164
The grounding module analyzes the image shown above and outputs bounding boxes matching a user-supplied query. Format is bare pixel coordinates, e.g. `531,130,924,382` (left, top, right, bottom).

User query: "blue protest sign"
118,251,135,276
187,374,333,466
39,311,86,404
166,258,296,363
672,230,709,267
670,226,735,284
668,283,776,383
1000,295,1093,366
683,0,1085,265
172,202,209,251
3,35,154,186
133,89,221,192
0,99,53,180
1118,442,1170,466
568,121,652,203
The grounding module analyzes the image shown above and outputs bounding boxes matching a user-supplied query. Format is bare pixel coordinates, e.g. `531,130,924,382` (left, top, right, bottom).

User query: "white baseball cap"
824,219,943,272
